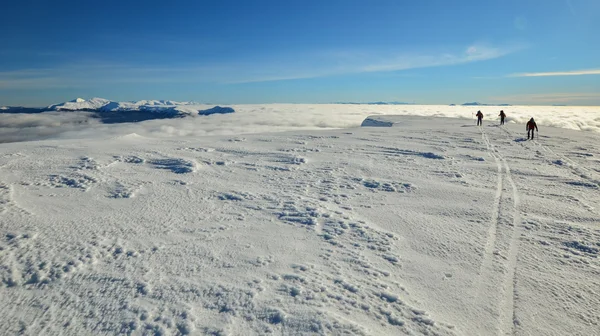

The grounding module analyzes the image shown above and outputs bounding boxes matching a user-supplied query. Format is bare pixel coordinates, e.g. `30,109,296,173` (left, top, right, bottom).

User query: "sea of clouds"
1,104,599,143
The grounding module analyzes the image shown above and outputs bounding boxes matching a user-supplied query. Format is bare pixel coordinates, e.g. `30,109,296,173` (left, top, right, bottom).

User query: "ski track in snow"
490,135,521,336
498,155,521,336
487,124,599,335
0,116,598,335
472,130,503,304
472,128,521,336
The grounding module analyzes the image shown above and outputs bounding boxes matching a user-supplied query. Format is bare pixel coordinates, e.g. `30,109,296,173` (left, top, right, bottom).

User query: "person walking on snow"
499,110,506,125
476,110,483,126
527,118,538,139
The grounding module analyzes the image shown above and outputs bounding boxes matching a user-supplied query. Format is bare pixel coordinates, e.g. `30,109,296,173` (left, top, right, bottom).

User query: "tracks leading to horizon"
474,127,522,336
473,132,503,301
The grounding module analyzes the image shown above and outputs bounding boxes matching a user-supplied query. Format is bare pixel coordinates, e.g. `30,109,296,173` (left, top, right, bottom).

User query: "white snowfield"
0,115,599,335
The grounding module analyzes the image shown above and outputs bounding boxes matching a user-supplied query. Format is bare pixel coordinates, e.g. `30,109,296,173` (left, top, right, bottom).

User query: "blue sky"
1,0,599,106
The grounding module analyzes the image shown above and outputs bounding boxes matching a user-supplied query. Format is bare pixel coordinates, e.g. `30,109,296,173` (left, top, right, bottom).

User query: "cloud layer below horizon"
1,104,598,144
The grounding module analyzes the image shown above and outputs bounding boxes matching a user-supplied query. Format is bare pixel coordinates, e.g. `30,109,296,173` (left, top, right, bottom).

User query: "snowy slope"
44,97,202,114
0,116,599,335
48,97,111,111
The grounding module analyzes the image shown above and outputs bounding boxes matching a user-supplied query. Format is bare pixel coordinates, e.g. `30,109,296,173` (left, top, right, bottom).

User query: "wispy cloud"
227,44,521,83
0,43,520,89
489,92,600,104
0,63,222,89
509,69,600,77
357,45,510,72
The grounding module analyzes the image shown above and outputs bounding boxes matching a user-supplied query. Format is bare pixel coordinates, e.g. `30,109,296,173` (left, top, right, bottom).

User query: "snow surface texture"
0,103,599,144
1,115,599,335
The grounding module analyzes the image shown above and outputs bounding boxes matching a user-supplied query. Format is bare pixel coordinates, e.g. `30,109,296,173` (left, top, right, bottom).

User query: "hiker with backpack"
476,111,483,126
499,110,506,125
527,118,538,139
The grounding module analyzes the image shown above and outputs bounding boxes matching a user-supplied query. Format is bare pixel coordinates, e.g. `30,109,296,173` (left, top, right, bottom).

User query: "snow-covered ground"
1,115,599,335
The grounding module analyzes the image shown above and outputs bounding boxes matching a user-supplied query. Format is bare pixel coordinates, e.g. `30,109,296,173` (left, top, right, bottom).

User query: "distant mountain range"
334,102,415,105
2,99,419,112
336,102,513,106
0,98,234,117
459,102,512,106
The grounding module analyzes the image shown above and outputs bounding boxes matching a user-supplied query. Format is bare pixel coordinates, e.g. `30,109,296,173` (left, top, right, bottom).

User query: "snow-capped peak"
39,98,232,117
47,97,112,111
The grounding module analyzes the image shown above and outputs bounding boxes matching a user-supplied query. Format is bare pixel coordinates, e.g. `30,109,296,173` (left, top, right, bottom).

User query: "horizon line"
3,100,599,108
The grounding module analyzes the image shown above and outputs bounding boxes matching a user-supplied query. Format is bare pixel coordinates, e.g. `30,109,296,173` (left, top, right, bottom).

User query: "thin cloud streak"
0,64,223,89
0,43,519,89
510,69,600,77
490,92,599,104
227,44,520,84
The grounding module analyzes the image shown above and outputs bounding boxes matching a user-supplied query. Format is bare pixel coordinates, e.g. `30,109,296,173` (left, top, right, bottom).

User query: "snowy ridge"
361,116,395,127
47,97,110,111
46,97,201,114
0,115,598,335
0,98,236,120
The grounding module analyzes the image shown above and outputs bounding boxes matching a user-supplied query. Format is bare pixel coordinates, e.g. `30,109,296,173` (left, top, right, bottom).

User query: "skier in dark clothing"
499,110,506,125
476,111,483,126
527,118,538,139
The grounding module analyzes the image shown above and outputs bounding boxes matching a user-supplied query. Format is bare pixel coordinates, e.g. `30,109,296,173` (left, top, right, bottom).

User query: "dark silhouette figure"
476,111,483,126
527,118,538,139
499,110,506,125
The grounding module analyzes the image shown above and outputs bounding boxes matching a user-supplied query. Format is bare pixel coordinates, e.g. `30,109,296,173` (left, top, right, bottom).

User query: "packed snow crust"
0,115,599,335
